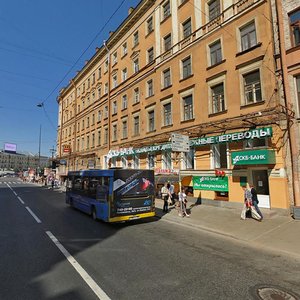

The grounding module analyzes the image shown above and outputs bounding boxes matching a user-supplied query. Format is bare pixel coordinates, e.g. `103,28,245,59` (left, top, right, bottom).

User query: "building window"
133,155,140,169
92,73,95,85
147,79,154,97
97,110,102,122
86,135,89,149
163,102,172,126
164,33,172,51
182,56,192,79
112,124,117,142
98,67,101,79
86,117,90,128
182,95,193,121
148,110,155,132
112,101,117,114
121,156,127,168
182,18,192,38
211,83,225,113
209,40,222,66
81,137,85,150
104,106,108,118
212,144,227,169
163,68,171,88
104,127,108,144
240,21,257,51
82,119,84,129
97,130,101,146
104,60,108,73
122,42,128,56
162,151,172,169
133,58,139,73
98,86,101,98
122,120,128,139
244,138,267,149
243,70,262,104
183,148,194,169
112,75,117,88
133,115,140,136
162,1,171,20
148,47,154,63
148,154,155,169
113,52,117,64
92,113,95,125
289,9,300,47
122,68,127,82
133,31,139,47
92,133,95,148
122,94,127,110
296,76,300,116
208,0,220,21
104,83,108,94
147,16,153,34
134,87,140,104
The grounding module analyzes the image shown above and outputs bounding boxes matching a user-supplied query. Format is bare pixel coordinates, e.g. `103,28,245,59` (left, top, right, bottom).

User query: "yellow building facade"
57,0,292,211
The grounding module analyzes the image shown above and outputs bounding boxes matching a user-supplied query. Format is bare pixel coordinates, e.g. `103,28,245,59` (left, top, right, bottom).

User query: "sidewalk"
155,198,300,259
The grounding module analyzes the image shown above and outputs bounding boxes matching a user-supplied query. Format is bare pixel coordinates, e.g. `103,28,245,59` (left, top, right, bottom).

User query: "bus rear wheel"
92,207,97,220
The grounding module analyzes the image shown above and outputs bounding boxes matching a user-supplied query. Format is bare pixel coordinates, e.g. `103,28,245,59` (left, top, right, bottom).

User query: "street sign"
171,133,190,152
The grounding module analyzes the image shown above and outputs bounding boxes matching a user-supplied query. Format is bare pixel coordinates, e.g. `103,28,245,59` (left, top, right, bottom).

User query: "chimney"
128,7,134,15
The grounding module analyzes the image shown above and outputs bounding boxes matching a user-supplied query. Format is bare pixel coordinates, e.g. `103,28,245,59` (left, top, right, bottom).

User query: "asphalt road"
0,177,299,300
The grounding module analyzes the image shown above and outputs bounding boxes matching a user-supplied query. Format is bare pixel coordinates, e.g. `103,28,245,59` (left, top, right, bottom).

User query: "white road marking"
13,191,17,196
46,231,111,300
25,207,42,223
17,196,25,204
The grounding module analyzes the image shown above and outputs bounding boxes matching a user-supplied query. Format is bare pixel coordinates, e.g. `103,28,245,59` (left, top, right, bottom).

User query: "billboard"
4,143,17,153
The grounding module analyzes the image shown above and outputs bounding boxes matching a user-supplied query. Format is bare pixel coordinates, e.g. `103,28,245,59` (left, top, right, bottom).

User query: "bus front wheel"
91,207,97,220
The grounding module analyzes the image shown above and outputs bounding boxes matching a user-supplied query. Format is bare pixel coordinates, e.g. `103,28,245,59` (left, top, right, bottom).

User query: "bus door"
95,176,110,221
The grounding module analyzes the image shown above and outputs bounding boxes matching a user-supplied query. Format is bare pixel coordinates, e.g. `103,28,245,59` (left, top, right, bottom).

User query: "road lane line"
13,191,17,196
17,196,25,204
46,231,111,300
25,207,42,223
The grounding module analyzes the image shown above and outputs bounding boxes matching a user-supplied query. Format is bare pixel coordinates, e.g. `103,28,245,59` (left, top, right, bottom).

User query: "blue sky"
0,0,140,156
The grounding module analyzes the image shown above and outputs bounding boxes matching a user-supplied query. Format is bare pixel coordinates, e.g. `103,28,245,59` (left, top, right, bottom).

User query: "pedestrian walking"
168,182,175,205
51,178,55,189
249,183,263,220
178,187,189,217
240,185,261,221
161,182,170,213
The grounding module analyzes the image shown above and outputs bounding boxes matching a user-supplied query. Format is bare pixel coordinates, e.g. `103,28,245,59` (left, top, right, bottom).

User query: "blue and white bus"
66,169,155,222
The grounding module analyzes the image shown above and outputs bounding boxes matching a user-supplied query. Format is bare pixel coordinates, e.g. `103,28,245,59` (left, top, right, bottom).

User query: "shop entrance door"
252,170,270,208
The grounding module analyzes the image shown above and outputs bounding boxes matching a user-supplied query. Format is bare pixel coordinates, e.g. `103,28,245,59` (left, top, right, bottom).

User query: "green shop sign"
193,176,229,192
231,149,276,165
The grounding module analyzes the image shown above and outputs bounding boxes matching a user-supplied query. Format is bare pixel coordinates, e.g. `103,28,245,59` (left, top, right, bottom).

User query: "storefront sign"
231,149,276,165
191,127,272,147
193,176,228,192
155,168,179,175
107,127,273,158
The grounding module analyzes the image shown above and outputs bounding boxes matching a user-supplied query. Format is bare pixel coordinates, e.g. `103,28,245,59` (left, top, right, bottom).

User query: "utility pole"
50,146,56,170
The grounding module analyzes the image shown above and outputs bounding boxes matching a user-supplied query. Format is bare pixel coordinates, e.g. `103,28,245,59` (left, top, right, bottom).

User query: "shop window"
121,157,127,168
133,155,139,169
244,138,267,149
212,143,227,168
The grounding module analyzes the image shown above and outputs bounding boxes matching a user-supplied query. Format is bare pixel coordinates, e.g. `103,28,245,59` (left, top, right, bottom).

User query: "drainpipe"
275,0,300,211
104,40,111,165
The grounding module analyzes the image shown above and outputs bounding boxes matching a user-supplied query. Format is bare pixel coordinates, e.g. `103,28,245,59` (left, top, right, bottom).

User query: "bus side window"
89,177,99,199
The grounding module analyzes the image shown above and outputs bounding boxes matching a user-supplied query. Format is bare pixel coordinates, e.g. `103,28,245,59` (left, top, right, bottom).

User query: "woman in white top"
178,187,189,217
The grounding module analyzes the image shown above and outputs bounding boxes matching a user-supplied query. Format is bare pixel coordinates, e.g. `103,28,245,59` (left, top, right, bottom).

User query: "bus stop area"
154,197,300,259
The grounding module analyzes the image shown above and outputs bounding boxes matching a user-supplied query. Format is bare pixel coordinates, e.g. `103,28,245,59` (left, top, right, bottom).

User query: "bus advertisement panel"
111,169,155,218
